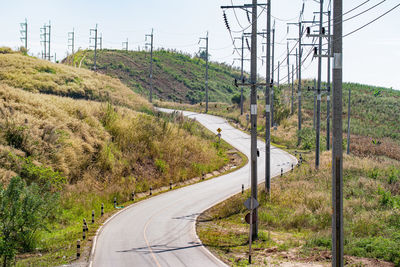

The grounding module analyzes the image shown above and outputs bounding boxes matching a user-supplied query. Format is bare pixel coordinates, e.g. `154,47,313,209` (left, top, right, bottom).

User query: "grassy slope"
65,49,246,104
0,51,232,266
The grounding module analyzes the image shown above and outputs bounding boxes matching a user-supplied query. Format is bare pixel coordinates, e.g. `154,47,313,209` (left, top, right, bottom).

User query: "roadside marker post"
92,210,95,224
101,203,104,216
82,224,86,240
77,240,81,258
114,197,117,208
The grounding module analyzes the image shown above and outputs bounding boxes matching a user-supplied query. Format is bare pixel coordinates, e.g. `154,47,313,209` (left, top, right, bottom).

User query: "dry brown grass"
0,53,150,111
0,83,225,189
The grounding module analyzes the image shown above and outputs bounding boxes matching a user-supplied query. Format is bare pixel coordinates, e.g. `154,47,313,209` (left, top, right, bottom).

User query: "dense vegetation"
64,49,246,104
0,50,231,266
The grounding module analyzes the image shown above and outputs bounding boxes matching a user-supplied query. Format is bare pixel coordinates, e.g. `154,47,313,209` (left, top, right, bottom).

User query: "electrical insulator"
314,47,318,56
306,27,311,35
246,38,250,51
223,12,230,31
322,27,326,35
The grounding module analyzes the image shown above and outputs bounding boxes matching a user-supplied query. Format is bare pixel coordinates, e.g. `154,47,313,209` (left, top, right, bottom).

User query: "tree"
0,177,59,266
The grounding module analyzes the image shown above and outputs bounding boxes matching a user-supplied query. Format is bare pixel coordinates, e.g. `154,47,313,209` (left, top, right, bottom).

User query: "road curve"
91,109,297,267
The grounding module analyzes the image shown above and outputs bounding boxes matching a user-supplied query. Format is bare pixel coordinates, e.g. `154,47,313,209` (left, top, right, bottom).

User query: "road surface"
91,109,297,267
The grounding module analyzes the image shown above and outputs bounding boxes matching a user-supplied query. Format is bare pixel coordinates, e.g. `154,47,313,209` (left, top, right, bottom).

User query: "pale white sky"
1,0,399,89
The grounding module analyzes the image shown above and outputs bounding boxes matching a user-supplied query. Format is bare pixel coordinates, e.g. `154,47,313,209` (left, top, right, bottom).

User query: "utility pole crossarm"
221,3,267,9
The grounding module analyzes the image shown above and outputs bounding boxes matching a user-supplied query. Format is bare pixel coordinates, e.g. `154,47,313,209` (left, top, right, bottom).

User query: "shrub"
0,47,13,54
0,177,59,266
231,93,244,105
4,122,27,151
155,159,168,173
19,157,66,191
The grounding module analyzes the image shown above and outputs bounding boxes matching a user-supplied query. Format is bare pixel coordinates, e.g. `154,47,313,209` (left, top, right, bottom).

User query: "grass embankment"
198,152,400,266
0,51,234,266
186,82,400,265
64,49,245,104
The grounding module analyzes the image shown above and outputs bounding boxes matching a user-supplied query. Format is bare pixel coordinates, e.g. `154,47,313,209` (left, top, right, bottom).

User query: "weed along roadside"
196,152,400,266
16,131,246,267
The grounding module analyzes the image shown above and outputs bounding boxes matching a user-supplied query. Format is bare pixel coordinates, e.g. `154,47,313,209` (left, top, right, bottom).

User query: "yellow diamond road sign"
217,128,222,133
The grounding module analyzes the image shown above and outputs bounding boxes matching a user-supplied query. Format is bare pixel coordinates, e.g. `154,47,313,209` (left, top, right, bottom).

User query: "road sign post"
244,196,259,264
217,128,222,145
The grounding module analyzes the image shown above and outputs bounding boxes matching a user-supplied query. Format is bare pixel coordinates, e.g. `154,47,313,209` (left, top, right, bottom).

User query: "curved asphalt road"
92,109,297,267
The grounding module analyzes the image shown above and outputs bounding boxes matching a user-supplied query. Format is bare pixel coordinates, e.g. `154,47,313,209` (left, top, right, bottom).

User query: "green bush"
231,93,244,105
297,128,315,150
20,157,66,191
0,177,59,266
346,236,400,266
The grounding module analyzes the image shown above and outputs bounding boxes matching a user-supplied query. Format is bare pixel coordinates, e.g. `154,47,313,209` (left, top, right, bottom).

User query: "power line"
271,14,300,22
344,0,386,23
343,2,400,38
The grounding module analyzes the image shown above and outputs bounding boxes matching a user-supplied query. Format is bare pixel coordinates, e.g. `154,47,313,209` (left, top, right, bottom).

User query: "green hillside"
65,49,245,104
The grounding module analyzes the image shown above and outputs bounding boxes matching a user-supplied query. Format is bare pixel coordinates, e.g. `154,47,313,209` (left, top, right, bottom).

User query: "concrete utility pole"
332,0,343,264
40,24,47,60
234,35,250,116
313,78,316,129
287,42,291,112
271,21,275,127
240,34,244,115
99,34,103,50
47,22,51,61
68,28,75,55
235,34,245,115
277,61,280,88
265,0,271,195
250,0,258,241
89,24,98,70
291,64,294,114
327,10,332,150
20,19,27,50
222,2,271,245
122,38,128,51
288,19,303,145
296,48,299,81
315,0,324,169
298,24,303,144
146,29,154,102
199,32,209,113
347,88,351,155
